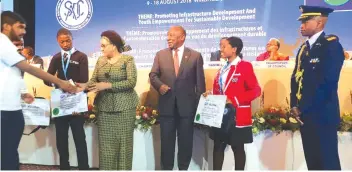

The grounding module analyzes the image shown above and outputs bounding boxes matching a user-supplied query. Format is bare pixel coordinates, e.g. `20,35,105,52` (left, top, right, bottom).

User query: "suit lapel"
307,32,325,58
178,47,191,77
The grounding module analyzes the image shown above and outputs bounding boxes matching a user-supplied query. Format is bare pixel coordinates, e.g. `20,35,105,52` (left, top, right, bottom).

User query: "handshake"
21,79,79,104
57,80,112,94
22,80,111,104
52,78,113,94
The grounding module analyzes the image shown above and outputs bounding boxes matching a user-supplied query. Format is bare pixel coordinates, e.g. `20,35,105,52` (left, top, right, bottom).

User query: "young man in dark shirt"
44,28,89,170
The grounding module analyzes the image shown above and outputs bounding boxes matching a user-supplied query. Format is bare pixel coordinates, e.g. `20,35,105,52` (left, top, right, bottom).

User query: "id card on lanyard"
61,50,71,80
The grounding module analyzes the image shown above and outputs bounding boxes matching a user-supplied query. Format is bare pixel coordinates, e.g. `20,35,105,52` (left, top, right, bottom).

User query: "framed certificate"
194,95,227,128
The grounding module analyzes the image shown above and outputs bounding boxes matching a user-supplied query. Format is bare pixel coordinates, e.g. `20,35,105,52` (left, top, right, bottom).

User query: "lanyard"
61,50,71,80
218,62,231,94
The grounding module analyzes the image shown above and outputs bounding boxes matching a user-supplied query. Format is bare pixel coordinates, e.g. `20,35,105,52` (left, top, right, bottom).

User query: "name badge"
70,60,79,65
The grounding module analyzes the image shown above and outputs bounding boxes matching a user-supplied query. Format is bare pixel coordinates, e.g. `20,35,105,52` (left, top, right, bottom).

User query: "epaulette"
325,34,339,42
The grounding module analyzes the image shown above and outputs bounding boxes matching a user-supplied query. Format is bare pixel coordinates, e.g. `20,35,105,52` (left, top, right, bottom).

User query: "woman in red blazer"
205,37,261,170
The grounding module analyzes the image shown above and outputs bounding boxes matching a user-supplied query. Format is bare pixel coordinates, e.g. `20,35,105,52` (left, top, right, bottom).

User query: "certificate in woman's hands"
194,95,227,128
50,89,88,118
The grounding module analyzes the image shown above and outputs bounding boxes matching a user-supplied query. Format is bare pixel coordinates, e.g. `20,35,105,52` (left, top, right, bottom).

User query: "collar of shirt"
60,47,76,58
229,56,241,66
221,56,241,78
307,30,324,48
28,58,34,64
219,56,241,91
172,43,185,66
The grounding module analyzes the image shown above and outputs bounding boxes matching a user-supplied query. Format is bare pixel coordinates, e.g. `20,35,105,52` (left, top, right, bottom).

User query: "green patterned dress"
88,55,139,170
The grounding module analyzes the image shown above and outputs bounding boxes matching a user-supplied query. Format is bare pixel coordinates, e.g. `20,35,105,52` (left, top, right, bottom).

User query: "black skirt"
209,124,253,145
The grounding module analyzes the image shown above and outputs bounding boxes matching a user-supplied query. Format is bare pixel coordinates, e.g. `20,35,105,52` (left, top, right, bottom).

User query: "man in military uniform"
290,5,344,170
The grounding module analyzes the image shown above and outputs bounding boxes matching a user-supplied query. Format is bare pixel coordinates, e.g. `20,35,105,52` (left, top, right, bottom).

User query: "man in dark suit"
290,5,344,170
149,26,206,170
210,37,227,61
22,46,44,69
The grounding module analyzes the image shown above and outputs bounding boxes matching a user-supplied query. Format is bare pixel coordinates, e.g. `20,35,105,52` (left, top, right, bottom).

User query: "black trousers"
1,110,25,170
160,103,194,170
54,115,89,170
300,120,341,170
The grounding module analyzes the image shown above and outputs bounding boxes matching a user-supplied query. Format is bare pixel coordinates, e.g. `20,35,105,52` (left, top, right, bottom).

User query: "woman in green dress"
77,30,138,170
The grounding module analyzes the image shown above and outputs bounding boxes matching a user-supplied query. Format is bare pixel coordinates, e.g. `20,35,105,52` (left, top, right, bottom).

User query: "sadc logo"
56,0,93,30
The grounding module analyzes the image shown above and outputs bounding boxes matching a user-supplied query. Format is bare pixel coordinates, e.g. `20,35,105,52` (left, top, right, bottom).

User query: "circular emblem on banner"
324,0,349,6
196,114,201,121
56,0,93,30
53,108,60,116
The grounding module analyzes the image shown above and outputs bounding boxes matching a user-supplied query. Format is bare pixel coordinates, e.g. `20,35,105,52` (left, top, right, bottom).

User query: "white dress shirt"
220,56,241,90
61,47,76,59
0,33,26,110
172,43,185,66
307,30,324,49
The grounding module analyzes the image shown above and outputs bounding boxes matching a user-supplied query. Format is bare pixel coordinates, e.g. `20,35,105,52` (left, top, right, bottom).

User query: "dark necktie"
305,40,310,50
63,53,68,64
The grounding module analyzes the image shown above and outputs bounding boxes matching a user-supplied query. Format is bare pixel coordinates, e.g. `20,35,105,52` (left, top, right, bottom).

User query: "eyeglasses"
100,43,112,49
266,43,277,47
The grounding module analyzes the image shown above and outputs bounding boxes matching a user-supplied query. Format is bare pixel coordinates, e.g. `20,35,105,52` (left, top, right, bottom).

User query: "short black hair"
227,36,243,57
57,28,72,38
23,46,34,56
1,11,26,32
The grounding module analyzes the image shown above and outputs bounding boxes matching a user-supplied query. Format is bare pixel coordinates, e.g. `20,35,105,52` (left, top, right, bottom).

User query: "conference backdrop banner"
35,0,352,69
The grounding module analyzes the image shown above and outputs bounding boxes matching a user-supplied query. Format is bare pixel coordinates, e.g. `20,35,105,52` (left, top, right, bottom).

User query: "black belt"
23,126,48,136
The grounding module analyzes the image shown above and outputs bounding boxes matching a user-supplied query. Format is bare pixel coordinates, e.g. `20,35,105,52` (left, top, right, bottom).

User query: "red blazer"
212,60,261,127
